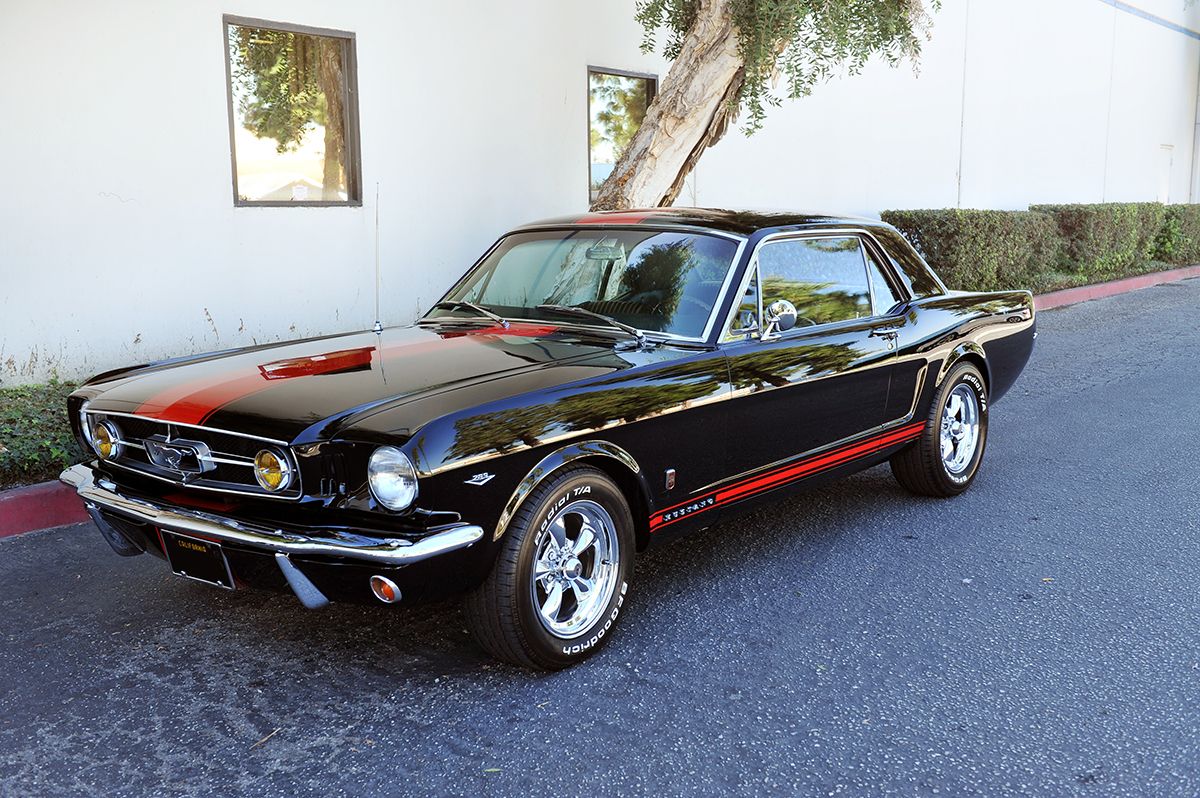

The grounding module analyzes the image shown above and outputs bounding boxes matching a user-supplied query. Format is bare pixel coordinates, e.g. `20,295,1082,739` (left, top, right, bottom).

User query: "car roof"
517,207,886,237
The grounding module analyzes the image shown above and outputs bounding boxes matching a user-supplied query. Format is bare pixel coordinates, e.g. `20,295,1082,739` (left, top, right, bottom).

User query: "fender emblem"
464,472,496,486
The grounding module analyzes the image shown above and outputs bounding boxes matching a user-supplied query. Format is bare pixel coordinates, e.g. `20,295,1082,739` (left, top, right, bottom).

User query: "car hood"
84,322,627,443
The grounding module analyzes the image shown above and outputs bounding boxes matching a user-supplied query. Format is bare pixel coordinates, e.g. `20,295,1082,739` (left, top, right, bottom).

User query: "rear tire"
463,466,634,669
891,361,988,497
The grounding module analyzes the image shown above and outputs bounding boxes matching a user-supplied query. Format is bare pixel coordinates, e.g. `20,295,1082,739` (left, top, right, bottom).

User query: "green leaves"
882,202,1197,295
636,0,939,133
0,380,85,490
228,25,336,153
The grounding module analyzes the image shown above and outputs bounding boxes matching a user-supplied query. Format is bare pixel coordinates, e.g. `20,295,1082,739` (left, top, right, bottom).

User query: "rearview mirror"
585,245,625,260
762,299,797,339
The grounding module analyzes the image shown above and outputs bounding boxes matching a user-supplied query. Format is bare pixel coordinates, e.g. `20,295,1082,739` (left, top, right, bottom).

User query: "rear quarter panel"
910,290,1036,405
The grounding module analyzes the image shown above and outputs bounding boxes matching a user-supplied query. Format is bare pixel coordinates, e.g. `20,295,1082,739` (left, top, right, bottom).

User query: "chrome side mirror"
762,299,797,339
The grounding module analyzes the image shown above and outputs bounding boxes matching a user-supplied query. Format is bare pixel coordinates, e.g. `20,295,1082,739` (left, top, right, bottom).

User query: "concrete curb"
1034,264,1200,311
3,264,1198,539
0,479,89,539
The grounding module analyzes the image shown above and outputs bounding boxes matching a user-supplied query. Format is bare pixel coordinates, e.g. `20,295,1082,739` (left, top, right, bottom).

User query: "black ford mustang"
62,208,1035,669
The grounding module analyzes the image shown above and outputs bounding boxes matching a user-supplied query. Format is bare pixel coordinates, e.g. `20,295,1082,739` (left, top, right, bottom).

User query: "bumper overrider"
59,463,484,609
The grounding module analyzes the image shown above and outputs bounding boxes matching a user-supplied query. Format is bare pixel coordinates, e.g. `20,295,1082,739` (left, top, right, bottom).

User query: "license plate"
161,530,234,590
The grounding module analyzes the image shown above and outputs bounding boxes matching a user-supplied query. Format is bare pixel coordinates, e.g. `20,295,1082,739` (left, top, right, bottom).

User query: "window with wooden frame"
224,16,362,206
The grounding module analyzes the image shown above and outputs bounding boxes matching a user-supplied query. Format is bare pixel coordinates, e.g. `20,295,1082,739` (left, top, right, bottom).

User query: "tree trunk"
316,40,346,201
591,0,745,211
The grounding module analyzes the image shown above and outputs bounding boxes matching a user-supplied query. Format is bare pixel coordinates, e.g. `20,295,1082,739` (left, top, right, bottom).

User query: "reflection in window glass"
437,230,736,339
226,20,360,203
864,249,902,313
728,271,759,337
588,70,655,202
759,237,872,327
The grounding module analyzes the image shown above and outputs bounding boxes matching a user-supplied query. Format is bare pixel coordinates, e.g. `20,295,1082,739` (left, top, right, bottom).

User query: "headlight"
368,446,418,511
91,420,123,460
254,449,292,492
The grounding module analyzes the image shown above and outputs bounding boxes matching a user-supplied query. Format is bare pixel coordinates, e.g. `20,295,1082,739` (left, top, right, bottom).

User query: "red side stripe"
654,421,924,517
714,424,924,504
649,422,925,532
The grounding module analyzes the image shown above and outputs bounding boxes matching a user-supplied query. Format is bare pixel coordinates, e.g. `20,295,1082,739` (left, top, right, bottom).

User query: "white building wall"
695,0,1200,212
1,0,1198,385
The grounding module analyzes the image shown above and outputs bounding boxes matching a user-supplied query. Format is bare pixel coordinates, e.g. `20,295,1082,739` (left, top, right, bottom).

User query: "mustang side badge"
464,472,496,486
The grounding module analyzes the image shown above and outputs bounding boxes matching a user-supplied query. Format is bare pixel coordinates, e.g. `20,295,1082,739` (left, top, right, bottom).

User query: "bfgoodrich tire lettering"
463,466,635,669
890,361,989,497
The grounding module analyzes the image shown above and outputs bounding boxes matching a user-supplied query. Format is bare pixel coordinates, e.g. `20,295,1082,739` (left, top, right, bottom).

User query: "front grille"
83,411,302,500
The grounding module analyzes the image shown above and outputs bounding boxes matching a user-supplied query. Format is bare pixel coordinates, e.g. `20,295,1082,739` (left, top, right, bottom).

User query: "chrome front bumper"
59,463,484,568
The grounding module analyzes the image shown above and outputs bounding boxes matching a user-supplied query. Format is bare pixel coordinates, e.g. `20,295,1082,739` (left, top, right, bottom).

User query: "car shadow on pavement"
111,464,914,677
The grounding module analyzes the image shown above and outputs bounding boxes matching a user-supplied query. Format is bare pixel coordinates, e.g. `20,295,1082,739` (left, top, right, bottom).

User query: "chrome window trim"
81,409,303,501
860,234,913,311
428,226,748,345
861,244,879,317
719,228,910,343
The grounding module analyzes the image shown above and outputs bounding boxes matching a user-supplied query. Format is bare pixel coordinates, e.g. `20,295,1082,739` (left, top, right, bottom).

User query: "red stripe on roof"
573,211,658,225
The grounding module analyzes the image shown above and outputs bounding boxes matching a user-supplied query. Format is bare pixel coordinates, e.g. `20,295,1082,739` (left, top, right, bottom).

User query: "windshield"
431,229,739,339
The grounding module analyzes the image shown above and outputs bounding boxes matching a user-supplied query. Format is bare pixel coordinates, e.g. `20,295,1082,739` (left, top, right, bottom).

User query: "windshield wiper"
429,300,509,328
536,304,648,349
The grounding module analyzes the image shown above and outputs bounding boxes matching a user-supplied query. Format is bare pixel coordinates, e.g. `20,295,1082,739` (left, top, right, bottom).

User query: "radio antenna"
372,181,383,334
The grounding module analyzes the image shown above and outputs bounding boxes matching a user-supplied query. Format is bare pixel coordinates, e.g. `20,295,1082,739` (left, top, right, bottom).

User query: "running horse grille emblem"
143,436,215,475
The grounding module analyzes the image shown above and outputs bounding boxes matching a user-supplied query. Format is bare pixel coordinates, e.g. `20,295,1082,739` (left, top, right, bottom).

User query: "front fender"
492,440,650,543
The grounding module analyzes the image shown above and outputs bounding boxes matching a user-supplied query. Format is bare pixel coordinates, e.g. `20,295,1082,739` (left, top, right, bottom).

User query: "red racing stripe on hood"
134,322,561,426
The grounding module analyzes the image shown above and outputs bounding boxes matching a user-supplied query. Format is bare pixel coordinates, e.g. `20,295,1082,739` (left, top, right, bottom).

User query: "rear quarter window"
873,228,945,298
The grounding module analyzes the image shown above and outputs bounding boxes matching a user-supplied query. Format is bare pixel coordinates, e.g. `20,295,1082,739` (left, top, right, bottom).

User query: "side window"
864,247,903,314
874,228,945,298
758,237,871,327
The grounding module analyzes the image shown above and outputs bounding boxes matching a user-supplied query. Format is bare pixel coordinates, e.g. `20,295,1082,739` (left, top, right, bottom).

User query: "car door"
860,235,926,424
719,233,901,495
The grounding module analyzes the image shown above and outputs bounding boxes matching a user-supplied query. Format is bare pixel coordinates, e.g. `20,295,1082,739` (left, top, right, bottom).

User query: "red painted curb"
0,479,89,539
1034,265,1200,311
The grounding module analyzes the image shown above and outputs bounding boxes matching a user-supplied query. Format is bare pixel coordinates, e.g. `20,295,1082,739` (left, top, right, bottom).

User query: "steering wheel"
680,295,711,315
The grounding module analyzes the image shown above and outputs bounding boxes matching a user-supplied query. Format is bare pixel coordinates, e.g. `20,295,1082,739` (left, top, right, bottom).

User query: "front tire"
463,466,634,669
891,361,989,497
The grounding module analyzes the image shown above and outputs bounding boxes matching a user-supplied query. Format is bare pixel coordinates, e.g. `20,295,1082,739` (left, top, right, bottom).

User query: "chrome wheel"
530,499,620,639
940,383,980,475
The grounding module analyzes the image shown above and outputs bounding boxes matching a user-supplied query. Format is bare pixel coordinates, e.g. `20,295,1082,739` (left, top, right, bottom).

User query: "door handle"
869,327,899,350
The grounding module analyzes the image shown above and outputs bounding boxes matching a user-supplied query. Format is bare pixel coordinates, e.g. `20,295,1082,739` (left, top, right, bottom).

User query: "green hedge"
1156,204,1200,265
881,208,1063,293
882,202,1200,294
0,380,85,490
1029,202,1165,280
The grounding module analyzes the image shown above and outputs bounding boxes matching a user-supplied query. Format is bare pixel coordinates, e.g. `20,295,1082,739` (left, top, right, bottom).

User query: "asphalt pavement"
2,279,1199,797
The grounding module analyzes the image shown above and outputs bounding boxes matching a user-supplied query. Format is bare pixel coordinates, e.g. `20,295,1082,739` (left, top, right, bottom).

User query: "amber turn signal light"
253,449,291,492
370,575,401,604
91,421,122,460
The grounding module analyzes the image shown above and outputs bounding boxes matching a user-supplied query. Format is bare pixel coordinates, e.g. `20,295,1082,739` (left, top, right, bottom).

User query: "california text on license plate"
160,530,234,590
